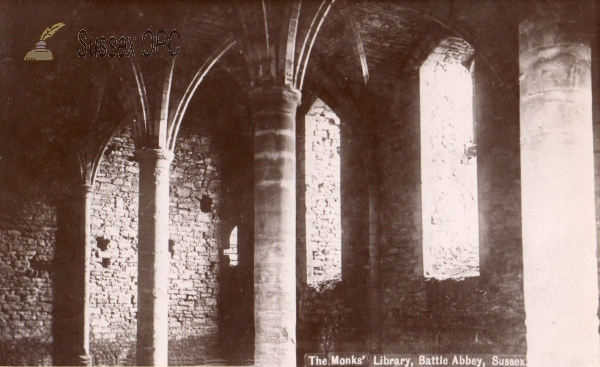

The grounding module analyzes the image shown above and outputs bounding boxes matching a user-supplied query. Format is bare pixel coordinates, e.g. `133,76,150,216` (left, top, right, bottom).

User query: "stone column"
250,85,301,367
80,185,93,365
519,4,600,366
368,184,381,352
135,149,174,366
70,184,93,366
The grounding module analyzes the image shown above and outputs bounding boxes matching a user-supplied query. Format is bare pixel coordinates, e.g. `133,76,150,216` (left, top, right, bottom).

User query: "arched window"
223,226,238,266
420,38,479,279
304,98,342,287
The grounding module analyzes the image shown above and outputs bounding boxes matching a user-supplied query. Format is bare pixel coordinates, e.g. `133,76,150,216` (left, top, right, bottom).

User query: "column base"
76,353,91,366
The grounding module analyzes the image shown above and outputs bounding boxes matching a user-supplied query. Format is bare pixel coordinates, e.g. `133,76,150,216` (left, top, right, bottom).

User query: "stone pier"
68,184,94,366
135,149,174,366
519,2,600,366
251,85,301,367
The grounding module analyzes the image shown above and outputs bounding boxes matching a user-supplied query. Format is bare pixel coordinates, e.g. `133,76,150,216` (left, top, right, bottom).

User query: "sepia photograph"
0,0,598,366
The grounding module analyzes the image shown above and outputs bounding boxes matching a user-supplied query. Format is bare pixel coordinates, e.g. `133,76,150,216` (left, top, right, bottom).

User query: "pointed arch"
77,117,128,186
111,57,150,150
113,38,237,152
294,0,335,90
68,72,127,187
235,0,335,89
167,37,237,151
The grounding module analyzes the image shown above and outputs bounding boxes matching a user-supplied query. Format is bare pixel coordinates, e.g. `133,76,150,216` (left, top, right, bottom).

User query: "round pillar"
79,184,93,366
135,149,173,366
250,85,301,367
69,184,93,366
520,3,600,366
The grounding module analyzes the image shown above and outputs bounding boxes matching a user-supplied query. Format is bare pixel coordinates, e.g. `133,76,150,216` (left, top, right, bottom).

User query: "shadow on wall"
214,120,255,365
0,338,52,366
381,275,526,355
297,280,358,366
52,199,86,366
217,260,254,366
217,221,254,365
90,338,135,366
0,192,56,366
90,335,220,366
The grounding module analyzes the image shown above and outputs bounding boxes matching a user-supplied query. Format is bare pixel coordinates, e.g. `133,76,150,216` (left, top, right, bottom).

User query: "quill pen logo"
24,23,65,61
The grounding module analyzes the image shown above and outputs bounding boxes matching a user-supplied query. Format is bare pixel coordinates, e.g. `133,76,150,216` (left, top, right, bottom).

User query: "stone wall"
474,58,522,277
339,115,371,333
89,125,221,365
297,281,353,357
296,98,352,355
0,192,55,365
297,102,372,360
376,54,525,353
0,51,529,366
0,121,240,365
89,128,138,365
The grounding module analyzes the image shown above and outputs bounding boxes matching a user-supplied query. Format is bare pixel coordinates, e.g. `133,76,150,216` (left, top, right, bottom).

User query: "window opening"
420,38,479,279
305,99,342,287
223,226,238,266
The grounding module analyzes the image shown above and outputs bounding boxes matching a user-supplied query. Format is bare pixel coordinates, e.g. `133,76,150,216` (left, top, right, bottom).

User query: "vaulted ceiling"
0,0,520,193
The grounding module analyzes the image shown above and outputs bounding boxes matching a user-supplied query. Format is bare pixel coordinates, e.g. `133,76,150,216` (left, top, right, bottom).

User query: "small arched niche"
223,226,239,266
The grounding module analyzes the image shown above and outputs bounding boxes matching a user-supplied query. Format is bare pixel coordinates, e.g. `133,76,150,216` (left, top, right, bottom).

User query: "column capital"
519,12,600,366
519,0,595,37
519,2,593,97
72,184,94,202
250,85,302,104
249,85,302,119
80,184,94,197
76,353,91,366
134,149,174,164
